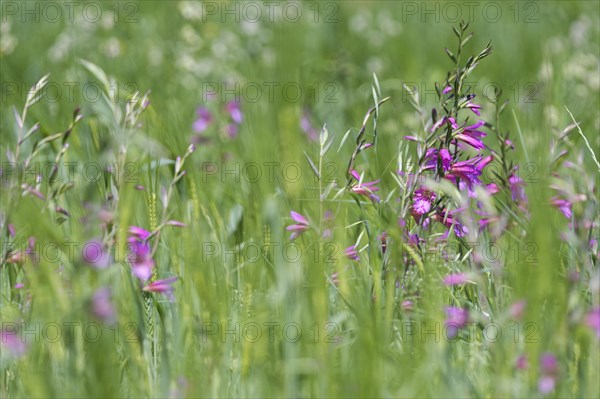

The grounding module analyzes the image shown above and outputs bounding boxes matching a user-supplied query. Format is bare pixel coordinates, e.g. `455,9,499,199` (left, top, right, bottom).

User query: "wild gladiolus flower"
465,100,482,116
0,329,27,358
286,211,309,240
91,287,116,324
127,226,155,281
82,240,111,269
193,107,213,133
585,307,600,339
300,109,318,141
443,273,469,286
226,100,243,124
538,353,558,394
445,306,469,338
345,245,359,261
434,209,469,238
143,276,178,295
454,121,487,150
424,148,452,173
412,188,436,216
430,116,458,132
349,170,380,203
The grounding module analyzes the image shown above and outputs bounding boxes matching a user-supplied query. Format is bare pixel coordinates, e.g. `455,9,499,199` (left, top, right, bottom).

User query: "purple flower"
82,240,111,269
443,273,469,286
516,354,529,370
350,170,380,202
0,328,27,358
193,107,213,133
538,376,556,394
127,228,155,281
454,121,487,150
538,353,558,394
585,307,600,339
442,85,453,94
91,287,116,324
509,300,526,319
508,174,527,203
412,188,436,216
445,306,469,338
430,116,458,132
301,109,318,141
226,100,243,124
540,353,558,375
286,211,309,240
424,148,452,172
143,276,178,295
226,123,239,138
551,197,572,219
434,209,469,238
345,245,359,261
465,101,482,116
128,226,152,241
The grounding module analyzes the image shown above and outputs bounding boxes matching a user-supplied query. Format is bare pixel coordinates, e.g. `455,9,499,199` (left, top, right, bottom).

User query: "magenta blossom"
286,211,310,240
424,148,452,172
91,287,116,324
430,116,458,132
345,245,359,261
127,227,155,281
508,174,527,203
128,226,152,241
226,100,243,124
585,307,600,339
454,121,486,150
465,101,482,116
412,188,436,216
538,353,558,394
143,276,178,294
82,240,111,269
350,170,381,202
445,306,469,338
300,109,318,141
443,273,470,286
0,329,27,358
434,209,469,239
193,107,213,133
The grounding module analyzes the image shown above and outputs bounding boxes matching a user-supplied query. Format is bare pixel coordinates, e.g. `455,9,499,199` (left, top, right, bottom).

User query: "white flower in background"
0,21,17,55
178,1,203,21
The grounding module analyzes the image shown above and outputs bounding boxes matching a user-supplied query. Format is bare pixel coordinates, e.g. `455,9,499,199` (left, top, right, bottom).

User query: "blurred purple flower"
508,174,527,203
445,306,469,338
91,287,116,324
143,276,178,295
128,226,152,241
193,107,213,133
585,307,600,339
82,240,111,269
442,85,453,94
301,109,318,141
226,100,243,124
538,353,558,394
350,170,380,203
516,354,529,370
345,245,359,261
430,116,458,132
286,211,309,240
0,329,27,358
443,273,469,286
